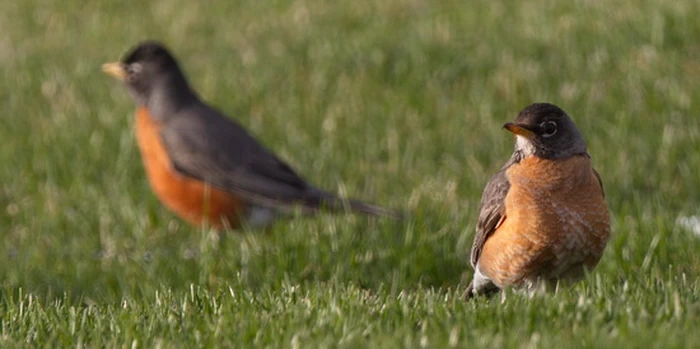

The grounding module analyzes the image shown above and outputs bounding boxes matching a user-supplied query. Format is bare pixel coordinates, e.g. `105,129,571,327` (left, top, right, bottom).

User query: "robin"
465,103,610,298
102,41,399,230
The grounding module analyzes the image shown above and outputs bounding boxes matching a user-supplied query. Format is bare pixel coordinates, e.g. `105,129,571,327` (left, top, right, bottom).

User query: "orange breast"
134,107,246,229
479,155,611,288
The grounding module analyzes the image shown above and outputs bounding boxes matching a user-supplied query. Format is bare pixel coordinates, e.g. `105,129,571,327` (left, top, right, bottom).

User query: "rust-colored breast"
479,155,611,288
134,107,246,229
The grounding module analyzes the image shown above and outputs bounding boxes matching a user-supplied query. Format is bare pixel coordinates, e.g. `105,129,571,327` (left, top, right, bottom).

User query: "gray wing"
470,163,512,268
159,103,314,206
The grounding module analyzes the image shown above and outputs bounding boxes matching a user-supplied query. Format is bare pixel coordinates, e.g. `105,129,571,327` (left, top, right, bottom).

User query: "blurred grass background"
0,0,699,347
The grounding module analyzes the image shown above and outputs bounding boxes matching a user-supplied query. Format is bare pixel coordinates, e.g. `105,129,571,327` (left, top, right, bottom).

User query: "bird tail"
343,197,405,219
464,280,500,300
464,282,476,300
307,188,404,219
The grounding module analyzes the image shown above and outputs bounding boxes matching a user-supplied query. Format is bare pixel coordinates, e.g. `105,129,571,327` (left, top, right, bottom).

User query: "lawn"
1,0,699,347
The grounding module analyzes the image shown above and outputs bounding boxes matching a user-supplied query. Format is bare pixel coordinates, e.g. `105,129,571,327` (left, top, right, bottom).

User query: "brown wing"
592,167,605,197
470,160,514,268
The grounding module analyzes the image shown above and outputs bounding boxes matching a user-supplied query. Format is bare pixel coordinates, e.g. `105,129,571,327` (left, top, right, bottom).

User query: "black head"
503,103,587,159
103,41,194,107
122,41,178,68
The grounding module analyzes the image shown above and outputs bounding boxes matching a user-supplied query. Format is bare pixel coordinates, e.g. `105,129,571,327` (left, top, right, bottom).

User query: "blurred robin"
465,103,610,298
102,41,399,230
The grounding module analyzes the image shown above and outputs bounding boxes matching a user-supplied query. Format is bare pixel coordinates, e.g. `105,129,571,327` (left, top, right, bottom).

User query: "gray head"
102,41,197,119
503,103,587,160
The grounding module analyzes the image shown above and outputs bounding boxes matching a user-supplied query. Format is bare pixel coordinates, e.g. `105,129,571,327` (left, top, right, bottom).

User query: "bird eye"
542,120,557,137
127,63,142,75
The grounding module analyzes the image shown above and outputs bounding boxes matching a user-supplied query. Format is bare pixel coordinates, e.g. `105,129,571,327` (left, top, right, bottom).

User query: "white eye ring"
542,120,557,137
128,63,142,74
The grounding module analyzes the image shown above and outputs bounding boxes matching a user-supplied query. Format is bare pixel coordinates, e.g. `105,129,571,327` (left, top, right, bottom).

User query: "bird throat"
515,135,537,158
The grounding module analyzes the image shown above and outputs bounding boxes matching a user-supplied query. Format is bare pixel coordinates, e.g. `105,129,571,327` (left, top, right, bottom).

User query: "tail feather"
344,198,405,219
306,188,404,219
464,280,500,300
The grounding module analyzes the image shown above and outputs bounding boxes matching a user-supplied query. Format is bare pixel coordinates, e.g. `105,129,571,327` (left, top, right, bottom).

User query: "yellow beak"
102,62,127,80
503,123,535,138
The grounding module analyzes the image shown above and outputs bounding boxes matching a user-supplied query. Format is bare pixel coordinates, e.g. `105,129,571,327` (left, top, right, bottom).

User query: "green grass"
1,0,699,347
